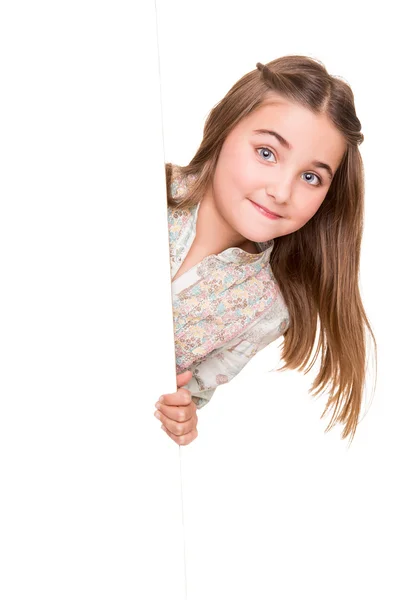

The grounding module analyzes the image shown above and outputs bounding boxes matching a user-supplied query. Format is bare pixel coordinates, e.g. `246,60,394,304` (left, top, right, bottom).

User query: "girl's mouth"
248,199,282,220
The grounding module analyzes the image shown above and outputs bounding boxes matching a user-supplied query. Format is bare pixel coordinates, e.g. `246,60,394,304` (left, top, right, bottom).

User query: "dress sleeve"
181,311,290,409
181,339,255,409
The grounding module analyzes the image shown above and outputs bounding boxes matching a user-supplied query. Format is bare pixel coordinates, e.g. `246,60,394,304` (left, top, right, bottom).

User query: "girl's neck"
195,191,253,255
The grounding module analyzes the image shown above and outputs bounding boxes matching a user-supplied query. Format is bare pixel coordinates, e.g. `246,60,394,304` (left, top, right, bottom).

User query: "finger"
158,371,192,407
176,370,192,388
156,402,197,423
161,387,192,407
161,424,198,446
156,412,197,437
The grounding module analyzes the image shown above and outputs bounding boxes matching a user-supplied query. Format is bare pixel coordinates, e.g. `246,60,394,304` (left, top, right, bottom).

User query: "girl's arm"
180,312,289,408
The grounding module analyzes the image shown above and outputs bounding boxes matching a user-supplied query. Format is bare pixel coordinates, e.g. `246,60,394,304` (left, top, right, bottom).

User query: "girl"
154,55,377,448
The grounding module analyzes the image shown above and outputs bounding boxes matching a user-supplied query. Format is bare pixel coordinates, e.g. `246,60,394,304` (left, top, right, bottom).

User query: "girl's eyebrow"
252,128,292,150
252,129,334,180
313,161,333,180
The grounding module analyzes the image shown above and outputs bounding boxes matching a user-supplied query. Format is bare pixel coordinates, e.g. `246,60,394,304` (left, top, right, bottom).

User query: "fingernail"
161,425,166,432
155,402,161,409
158,396,164,402
154,411,161,420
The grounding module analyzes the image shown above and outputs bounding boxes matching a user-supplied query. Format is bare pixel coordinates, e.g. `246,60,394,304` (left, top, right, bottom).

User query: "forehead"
241,95,328,132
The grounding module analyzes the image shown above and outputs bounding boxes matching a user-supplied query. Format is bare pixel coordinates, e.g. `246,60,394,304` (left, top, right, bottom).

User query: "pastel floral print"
168,165,290,408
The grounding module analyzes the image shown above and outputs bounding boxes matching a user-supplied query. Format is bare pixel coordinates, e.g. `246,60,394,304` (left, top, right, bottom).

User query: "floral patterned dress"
168,165,291,408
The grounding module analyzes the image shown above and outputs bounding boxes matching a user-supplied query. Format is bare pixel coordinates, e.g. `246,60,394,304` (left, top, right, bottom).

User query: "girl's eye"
301,172,322,186
257,148,322,187
256,147,276,162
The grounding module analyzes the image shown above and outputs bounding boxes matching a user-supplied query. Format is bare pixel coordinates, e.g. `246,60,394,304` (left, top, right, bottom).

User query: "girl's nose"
265,176,292,204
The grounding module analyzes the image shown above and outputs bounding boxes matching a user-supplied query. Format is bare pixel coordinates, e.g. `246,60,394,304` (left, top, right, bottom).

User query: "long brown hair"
165,55,377,445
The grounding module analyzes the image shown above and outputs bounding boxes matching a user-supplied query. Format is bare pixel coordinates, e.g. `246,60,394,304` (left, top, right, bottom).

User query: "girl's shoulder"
167,203,196,239
169,164,197,201
167,164,198,234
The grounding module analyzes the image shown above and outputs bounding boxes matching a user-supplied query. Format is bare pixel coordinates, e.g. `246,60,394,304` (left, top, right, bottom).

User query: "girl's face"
210,93,347,244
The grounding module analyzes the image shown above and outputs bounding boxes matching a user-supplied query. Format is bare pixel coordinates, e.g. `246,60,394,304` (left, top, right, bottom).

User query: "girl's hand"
154,371,198,446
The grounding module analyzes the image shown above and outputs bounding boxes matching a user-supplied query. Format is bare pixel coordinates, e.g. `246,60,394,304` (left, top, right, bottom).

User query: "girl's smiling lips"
247,198,283,219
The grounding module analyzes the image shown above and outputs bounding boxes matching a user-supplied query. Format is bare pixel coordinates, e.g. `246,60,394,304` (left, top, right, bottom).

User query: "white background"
156,1,399,599
0,1,398,599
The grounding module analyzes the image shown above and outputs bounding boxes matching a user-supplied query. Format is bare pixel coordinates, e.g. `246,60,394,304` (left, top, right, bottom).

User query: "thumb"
176,370,193,388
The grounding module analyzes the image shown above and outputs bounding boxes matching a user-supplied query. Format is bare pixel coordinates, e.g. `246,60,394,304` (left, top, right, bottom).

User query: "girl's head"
168,55,364,244
166,55,376,445
209,90,347,244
